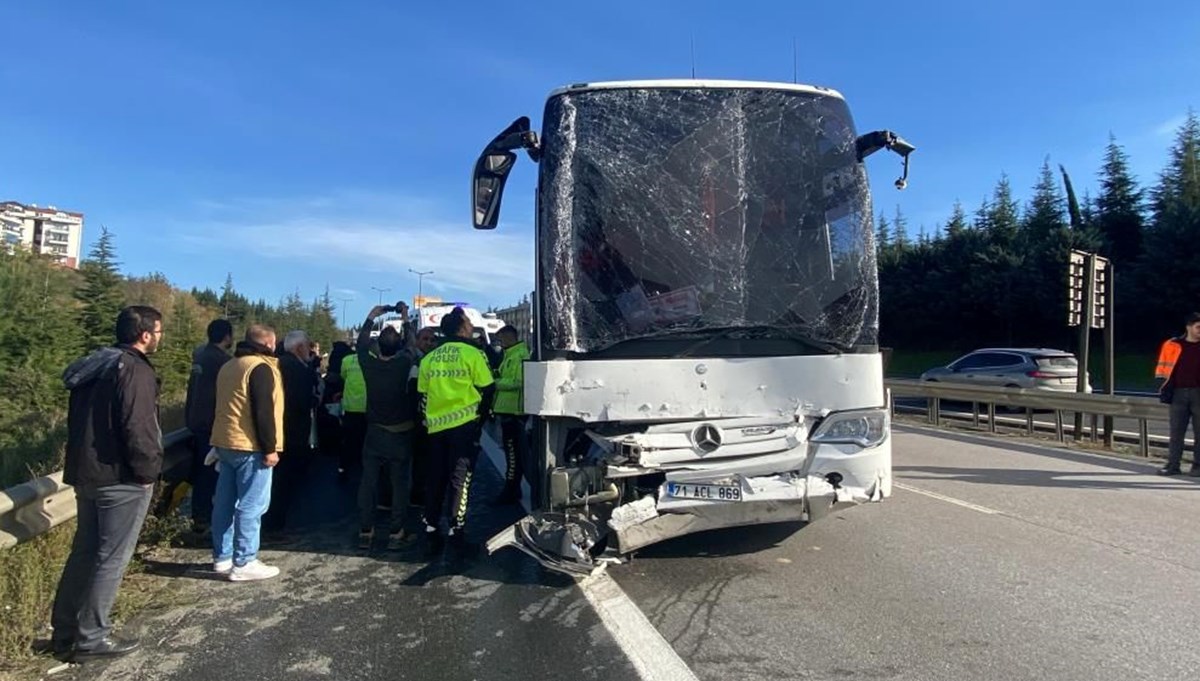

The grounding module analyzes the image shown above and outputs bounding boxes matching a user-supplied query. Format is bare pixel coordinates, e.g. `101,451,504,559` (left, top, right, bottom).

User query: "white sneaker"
213,559,233,574
228,560,280,582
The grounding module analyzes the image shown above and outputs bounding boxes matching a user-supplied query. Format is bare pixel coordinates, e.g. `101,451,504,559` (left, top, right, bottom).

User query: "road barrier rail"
887,378,1169,456
0,428,192,550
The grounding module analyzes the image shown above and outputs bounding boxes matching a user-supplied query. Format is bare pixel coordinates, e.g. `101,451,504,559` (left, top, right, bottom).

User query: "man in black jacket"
356,304,418,550
183,319,233,533
50,306,164,662
263,330,318,532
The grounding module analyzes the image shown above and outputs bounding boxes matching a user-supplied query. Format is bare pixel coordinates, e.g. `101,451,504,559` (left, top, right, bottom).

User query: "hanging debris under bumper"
487,472,885,574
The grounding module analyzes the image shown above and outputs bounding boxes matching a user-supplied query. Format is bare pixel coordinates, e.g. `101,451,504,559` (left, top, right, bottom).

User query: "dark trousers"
51,483,153,650
262,449,312,532
424,422,481,533
1167,387,1200,470
411,426,429,506
189,428,217,526
499,415,527,488
359,426,413,533
341,412,367,473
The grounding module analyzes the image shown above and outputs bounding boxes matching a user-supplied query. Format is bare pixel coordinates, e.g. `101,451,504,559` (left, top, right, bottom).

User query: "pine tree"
1094,135,1145,264
1151,110,1200,224
76,227,125,350
944,202,968,238
892,206,909,252
984,175,1021,247
1136,112,1200,340
875,212,891,254
1023,159,1067,245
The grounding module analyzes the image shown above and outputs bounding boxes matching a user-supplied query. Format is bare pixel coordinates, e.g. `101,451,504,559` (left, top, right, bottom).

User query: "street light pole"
370,286,392,306
338,297,354,328
409,269,433,307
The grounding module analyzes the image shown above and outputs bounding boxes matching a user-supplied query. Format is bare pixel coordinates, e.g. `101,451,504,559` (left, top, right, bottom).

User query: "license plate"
666,482,742,502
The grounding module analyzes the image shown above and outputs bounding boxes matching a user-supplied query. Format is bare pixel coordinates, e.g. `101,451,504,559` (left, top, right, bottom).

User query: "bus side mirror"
473,151,517,230
471,116,541,230
855,130,916,190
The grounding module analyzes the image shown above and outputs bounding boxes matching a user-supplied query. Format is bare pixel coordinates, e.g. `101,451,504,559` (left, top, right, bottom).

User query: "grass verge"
0,490,194,680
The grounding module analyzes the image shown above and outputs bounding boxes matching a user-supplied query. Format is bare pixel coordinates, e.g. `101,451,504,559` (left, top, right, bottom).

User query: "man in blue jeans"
50,306,164,662
209,325,284,581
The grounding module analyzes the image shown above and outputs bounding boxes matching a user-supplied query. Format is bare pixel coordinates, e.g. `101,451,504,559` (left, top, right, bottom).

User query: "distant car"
919,348,1092,393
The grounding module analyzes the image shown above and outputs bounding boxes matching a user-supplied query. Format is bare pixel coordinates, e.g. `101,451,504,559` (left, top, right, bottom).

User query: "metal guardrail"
0,428,192,550
887,379,1168,456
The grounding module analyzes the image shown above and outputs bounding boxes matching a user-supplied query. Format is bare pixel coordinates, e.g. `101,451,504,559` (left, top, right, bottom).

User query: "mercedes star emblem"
692,424,723,453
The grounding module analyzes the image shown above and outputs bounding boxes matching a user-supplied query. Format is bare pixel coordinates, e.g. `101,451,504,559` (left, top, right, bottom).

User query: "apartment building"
0,201,84,268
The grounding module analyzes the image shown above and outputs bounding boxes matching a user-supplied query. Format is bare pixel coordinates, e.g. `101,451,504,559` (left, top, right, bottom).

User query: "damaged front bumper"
488,466,888,575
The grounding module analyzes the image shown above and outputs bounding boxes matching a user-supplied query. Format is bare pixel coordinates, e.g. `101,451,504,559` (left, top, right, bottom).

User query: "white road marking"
579,572,702,681
893,482,1002,515
480,427,699,681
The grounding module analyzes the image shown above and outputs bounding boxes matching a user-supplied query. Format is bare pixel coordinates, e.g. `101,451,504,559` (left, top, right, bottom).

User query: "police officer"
418,308,495,563
492,325,529,505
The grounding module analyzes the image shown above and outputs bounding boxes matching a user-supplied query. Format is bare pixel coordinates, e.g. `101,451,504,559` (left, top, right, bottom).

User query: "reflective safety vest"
340,354,367,413
494,341,529,415
1156,337,1185,382
418,340,494,434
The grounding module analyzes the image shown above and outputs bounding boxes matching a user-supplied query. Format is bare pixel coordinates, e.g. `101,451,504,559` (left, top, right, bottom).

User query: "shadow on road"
628,521,804,560
151,444,559,587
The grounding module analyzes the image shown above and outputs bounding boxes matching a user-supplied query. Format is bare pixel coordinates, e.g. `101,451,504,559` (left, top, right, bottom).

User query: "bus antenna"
690,35,696,78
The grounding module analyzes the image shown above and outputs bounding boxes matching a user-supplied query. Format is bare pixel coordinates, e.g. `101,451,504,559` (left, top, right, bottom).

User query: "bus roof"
548,79,845,100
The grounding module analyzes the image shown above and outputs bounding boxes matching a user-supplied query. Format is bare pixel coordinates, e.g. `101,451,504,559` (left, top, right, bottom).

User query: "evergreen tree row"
878,111,1200,354
0,233,342,486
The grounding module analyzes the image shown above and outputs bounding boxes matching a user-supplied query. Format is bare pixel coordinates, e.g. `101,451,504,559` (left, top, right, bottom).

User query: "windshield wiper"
672,325,844,358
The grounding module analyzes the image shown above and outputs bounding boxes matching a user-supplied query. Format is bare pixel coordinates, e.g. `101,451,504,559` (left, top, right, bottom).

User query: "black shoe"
31,638,73,659
69,636,140,661
1158,466,1182,476
1188,468,1200,478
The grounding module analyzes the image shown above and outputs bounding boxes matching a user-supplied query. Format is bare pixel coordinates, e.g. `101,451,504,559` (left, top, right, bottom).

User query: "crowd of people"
45,302,529,662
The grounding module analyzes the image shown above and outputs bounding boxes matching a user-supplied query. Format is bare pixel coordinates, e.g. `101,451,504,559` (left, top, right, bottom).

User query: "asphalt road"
612,425,1200,681
53,426,1200,681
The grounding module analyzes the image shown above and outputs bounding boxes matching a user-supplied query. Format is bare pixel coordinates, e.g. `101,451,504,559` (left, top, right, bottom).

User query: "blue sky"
2,1,1197,325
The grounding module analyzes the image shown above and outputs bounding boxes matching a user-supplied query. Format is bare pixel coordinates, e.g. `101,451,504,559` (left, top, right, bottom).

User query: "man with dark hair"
210,325,284,581
419,308,495,565
356,305,418,550
263,330,318,533
50,306,164,661
1156,312,1200,476
492,325,530,504
183,318,233,533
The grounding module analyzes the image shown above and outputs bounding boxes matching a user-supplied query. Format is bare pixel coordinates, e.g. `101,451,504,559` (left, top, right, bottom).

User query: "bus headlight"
810,408,889,449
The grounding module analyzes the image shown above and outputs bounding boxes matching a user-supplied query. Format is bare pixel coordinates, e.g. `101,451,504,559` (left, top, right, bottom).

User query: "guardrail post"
1139,419,1150,457
1090,414,1099,443
931,398,941,426
1102,415,1114,449
1054,410,1065,442
987,403,997,433
972,402,980,428
1025,408,1035,436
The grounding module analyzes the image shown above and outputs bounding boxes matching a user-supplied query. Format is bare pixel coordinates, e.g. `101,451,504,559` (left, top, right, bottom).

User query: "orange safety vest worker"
1156,338,1185,383
1152,338,1180,383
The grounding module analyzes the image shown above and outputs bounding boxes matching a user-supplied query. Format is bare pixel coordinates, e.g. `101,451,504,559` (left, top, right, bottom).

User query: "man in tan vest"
209,325,284,582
